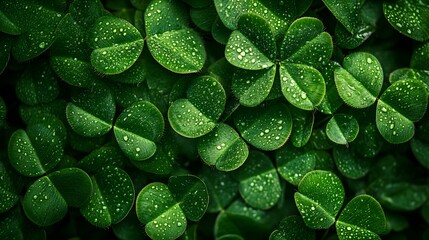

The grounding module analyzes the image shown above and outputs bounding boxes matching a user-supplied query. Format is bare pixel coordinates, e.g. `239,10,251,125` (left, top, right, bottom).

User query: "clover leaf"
136,175,208,240
225,13,276,70
16,61,59,106
198,123,248,171
376,79,428,144
384,0,429,41
88,15,144,75
326,114,359,145
168,175,209,221
114,101,164,161
22,168,92,226
295,170,345,229
0,161,19,213
200,167,238,213
66,84,115,137
234,102,292,151
270,215,315,240
280,63,326,110
335,52,383,108
145,0,206,73
236,151,281,210
336,195,386,240
322,0,376,48
214,0,311,38
168,76,226,138
8,115,66,177
276,145,317,185
333,146,371,179
80,166,134,227
136,182,187,240
0,0,66,61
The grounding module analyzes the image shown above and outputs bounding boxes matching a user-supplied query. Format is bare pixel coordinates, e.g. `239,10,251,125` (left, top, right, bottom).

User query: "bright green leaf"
280,17,333,68
326,114,359,145
232,66,276,107
88,16,144,75
236,151,281,210
335,52,383,108
234,103,292,151
168,76,226,138
336,195,386,240
136,182,187,240
114,101,164,161
280,63,326,110
225,13,275,70
384,0,429,41
295,170,345,229
198,123,248,171
214,0,310,38
376,79,428,144
145,0,206,73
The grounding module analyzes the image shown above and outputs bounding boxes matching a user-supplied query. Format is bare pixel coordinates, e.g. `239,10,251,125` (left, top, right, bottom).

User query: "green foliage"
0,0,428,239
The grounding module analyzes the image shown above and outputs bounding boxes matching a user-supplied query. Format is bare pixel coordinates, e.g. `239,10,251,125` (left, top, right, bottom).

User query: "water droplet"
39,42,45,48
366,58,372,64
123,136,129,141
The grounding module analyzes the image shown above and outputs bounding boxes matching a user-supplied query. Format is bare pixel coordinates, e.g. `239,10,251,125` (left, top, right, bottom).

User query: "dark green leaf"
0,0,66,61
23,168,92,226
269,215,315,240
66,84,115,137
80,166,135,227
290,108,314,147
333,146,370,179
168,175,209,221
200,167,238,213
8,115,66,177
236,151,281,210
0,161,19,213
16,62,59,106
276,145,317,185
